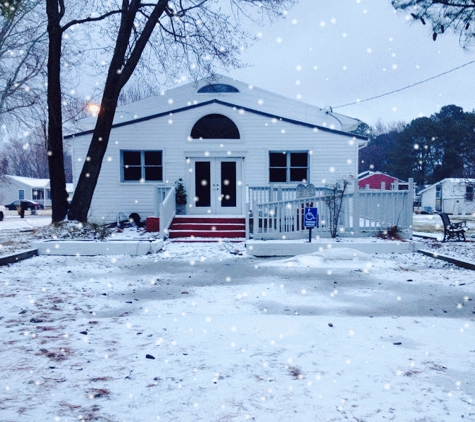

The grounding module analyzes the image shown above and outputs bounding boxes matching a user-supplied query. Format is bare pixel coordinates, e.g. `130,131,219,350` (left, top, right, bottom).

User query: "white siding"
420,186,436,212
0,176,41,204
0,177,24,204
72,101,362,222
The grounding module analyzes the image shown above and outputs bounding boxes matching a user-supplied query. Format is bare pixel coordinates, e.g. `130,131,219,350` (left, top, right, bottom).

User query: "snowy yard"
0,213,474,421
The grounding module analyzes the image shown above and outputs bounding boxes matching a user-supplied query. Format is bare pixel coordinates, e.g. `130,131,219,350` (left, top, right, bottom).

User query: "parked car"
4,200,44,211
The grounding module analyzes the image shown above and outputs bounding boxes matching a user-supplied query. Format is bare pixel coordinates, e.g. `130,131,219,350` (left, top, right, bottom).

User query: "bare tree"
324,178,351,239
0,1,46,125
0,136,49,179
392,0,475,47
117,82,160,106
44,0,295,222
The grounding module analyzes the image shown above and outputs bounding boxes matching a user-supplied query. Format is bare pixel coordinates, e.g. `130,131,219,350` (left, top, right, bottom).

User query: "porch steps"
168,216,246,241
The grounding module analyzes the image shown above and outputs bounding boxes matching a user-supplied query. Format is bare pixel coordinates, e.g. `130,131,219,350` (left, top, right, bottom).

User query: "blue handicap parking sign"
304,207,318,228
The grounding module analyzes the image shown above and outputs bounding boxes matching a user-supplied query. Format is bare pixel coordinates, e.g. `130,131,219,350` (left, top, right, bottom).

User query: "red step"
169,223,245,231
171,217,244,224
169,230,245,239
168,216,245,240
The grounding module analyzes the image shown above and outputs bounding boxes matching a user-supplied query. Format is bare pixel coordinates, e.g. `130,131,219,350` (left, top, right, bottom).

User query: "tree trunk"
67,91,119,222
68,0,168,222
46,0,69,222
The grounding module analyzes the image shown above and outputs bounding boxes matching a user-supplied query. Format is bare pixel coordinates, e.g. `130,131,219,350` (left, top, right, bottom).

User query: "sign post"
304,207,318,243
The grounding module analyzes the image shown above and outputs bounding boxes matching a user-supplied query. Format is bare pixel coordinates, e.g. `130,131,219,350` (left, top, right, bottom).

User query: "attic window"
197,84,239,93
191,114,240,139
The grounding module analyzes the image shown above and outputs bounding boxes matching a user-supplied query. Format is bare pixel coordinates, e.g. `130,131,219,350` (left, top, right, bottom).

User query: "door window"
221,161,237,207
195,161,211,207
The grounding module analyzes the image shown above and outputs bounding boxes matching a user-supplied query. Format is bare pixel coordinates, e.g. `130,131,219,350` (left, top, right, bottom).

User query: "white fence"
158,187,176,240
249,179,413,240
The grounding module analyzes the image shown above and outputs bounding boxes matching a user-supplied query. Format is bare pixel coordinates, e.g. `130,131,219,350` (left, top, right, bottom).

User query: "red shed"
358,171,407,190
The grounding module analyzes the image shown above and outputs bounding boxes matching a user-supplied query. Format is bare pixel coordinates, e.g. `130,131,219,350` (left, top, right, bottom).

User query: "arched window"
197,84,239,93
190,114,240,139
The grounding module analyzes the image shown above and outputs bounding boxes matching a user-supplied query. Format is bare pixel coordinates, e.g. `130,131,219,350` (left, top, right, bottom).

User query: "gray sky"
223,0,475,126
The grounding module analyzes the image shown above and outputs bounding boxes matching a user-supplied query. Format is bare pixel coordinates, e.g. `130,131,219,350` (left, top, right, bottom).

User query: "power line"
333,59,475,109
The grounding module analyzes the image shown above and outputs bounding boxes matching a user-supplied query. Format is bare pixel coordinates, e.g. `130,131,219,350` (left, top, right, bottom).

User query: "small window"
197,84,239,93
122,150,163,182
18,189,25,200
466,185,474,201
32,189,44,200
269,151,309,183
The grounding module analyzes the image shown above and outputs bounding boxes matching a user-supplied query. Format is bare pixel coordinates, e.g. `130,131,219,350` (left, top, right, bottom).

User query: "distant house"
419,178,475,214
68,75,367,223
0,175,74,207
358,171,408,190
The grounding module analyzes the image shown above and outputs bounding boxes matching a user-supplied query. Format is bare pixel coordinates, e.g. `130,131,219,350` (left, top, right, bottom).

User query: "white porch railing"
247,186,298,209
358,188,412,233
248,179,414,240
158,186,175,240
156,186,173,205
250,194,352,239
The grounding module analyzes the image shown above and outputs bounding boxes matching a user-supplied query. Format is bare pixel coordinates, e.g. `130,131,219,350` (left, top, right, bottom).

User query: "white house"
419,178,475,215
68,75,367,223
0,175,74,208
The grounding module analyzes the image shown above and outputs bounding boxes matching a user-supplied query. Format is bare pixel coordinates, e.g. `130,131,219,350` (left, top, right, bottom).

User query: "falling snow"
0,213,474,420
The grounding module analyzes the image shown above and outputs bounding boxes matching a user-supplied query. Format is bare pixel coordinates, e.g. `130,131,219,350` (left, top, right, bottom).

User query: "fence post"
159,201,164,239
352,178,360,235
245,191,250,240
407,178,414,238
154,186,159,217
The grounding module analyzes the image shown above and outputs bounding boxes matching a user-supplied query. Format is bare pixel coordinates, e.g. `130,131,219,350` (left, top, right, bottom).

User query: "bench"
438,212,466,242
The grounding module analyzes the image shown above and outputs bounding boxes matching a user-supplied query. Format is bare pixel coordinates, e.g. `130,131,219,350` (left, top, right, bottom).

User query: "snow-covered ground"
0,213,474,421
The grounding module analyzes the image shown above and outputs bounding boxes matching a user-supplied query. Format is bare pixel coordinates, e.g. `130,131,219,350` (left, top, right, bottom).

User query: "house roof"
66,75,367,142
419,178,475,195
357,171,404,183
6,175,50,188
5,175,74,193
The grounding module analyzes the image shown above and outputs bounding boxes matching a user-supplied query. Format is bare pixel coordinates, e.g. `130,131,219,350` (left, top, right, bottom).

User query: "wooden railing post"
353,178,360,235
407,178,414,238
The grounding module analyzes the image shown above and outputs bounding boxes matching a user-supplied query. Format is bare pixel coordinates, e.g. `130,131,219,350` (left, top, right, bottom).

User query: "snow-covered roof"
68,74,365,139
4,175,74,193
5,175,50,188
418,178,475,194
357,171,404,182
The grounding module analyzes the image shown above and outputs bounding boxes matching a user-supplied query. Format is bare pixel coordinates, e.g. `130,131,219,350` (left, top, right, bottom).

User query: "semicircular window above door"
190,114,240,139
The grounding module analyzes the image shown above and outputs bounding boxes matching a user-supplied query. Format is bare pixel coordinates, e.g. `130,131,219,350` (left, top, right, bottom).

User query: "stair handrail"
159,186,176,240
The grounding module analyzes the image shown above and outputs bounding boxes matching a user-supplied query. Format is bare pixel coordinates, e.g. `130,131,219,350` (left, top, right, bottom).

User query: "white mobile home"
419,178,475,215
68,75,367,223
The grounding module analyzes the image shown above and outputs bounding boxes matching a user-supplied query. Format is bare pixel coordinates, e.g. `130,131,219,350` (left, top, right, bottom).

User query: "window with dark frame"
466,185,474,201
269,151,309,183
122,150,163,182
32,189,44,200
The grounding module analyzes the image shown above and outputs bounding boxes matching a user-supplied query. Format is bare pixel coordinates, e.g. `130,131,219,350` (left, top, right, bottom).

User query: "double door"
189,158,242,215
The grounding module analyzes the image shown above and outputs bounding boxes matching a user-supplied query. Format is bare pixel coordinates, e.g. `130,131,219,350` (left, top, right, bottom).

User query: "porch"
154,179,414,242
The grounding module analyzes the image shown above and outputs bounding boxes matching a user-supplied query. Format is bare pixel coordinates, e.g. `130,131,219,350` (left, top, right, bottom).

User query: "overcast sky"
223,0,475,127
